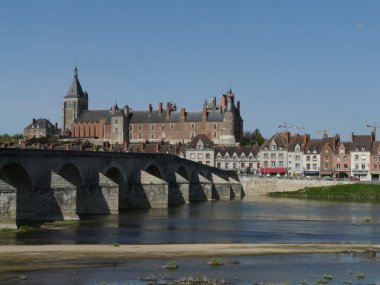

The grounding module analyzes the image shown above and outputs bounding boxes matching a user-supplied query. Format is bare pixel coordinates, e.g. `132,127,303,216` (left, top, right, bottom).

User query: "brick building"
63,67,243,145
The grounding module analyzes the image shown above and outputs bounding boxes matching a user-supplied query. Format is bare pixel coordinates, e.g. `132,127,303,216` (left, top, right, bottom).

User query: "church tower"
61,66,88,135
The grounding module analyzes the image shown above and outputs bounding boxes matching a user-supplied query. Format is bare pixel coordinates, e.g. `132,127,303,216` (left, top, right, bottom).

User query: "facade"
350,133,373,180
370,141,380,180
215,145,259,173
303,139,322,176
287,134,308,177
24,118,58,139
319,135,339,177
63,67,243,145
179,134,215,167
259,132,291,176
333,142,352,178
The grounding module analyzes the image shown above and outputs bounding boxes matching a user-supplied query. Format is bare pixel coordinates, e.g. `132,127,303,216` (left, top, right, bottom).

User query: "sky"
0,0,379,141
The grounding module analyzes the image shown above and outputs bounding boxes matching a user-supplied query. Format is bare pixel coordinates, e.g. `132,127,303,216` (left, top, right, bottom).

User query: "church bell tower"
61,66,88,135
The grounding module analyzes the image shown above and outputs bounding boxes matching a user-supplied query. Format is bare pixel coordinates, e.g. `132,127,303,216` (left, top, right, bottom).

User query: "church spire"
74,65,78,78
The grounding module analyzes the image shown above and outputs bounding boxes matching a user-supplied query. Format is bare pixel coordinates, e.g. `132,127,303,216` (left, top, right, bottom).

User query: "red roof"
260,168,287,174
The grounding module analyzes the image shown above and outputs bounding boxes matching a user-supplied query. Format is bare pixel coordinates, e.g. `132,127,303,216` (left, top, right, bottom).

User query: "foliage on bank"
269,183,380,201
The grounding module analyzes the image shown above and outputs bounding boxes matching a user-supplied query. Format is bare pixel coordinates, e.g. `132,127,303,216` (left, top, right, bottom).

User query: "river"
1,197,380,284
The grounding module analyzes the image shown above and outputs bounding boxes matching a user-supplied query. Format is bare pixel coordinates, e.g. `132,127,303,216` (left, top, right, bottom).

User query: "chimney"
180,108,186,121
55,122,58,129
371,130,376,141
352,132,355,142
148,104,152,115
166,102,171,119
237,100,240,114
158,102,163,115
32,118,36,124
202,107,207,120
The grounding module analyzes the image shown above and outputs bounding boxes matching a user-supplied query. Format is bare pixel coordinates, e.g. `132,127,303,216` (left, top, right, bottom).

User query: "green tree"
251,129,265,146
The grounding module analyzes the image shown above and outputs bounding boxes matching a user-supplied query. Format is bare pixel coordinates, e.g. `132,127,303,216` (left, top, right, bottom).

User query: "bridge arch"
58,163,82,187
0,163,33,225
145,164,163,179
176,166,189,180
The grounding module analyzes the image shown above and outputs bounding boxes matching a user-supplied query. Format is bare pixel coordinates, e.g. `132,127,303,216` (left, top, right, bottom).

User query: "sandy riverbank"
0,243,379,273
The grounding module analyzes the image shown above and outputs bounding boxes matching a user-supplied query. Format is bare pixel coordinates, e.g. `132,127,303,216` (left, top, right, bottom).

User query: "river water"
2,197,380,284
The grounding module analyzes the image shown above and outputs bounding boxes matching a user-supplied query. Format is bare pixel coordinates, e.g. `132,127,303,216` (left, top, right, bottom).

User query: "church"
62,67,243,146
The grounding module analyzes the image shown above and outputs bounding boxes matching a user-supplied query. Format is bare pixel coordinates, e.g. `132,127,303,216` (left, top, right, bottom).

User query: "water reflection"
2,197,380,245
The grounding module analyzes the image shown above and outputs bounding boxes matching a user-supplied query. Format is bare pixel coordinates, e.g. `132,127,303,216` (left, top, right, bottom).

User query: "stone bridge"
0,149,242,228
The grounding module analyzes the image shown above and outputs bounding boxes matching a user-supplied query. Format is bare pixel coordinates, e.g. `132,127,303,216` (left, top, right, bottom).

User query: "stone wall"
240,176,353,197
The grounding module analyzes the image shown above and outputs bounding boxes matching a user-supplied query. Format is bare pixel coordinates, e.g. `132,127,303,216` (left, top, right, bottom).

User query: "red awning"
260,168,287,174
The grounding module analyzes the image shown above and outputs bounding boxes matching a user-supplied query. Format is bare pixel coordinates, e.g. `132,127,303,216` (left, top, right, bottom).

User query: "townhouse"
350,132,374,180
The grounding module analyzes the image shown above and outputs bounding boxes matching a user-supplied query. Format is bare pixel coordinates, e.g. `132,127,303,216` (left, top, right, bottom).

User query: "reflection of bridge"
0,149,242,228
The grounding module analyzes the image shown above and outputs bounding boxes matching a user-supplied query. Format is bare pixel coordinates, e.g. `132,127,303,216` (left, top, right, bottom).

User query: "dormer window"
307,150,311,154
295,146,300,152
279,146,283,150
271,145,276,150
264,147,268,150
362,147,366,151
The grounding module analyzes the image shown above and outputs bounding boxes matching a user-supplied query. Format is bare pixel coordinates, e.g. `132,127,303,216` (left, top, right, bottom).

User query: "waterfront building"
332,141,352,178
287,134,309,177
24,118,58,139
302,139,322,176
259,132,291,176
178,134,215,167
215,145,259,173
319,135,340,177
349,132,374,180
370,141,380,180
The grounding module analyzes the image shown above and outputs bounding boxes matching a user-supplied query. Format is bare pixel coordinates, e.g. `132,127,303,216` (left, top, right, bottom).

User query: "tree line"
239,129,265,146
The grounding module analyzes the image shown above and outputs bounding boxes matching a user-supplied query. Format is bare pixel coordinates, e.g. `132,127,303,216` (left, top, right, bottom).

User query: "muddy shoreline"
0,243,379,273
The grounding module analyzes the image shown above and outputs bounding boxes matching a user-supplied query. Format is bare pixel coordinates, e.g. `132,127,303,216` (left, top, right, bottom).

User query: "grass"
269,184,380,201
207,258,224,266
163,260,178,269
357,272,365,279
111,242,120,247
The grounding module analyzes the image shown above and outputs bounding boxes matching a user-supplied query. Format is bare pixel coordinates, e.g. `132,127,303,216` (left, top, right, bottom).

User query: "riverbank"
269,183,380,200
0,243,379,273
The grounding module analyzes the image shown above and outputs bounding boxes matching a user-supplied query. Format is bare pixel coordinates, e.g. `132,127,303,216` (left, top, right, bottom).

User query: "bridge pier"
0,179,17,228
229,177,244,199
128,170,168,208
211,173,231,200
189,173,212,202
169,173,189,204
77,173,119,215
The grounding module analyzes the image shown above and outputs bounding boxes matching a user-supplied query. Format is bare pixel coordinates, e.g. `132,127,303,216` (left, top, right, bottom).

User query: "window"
271,153,276,159
313,156,317,162
271,161,276,167
355,164,359,169
279,161,284,167
225,163,229,169
295,163,300,169
150,133,155,139
306,156,310,162
115,119,118,124
344,156,347,161
279,153,283,159
263,153,268,159
129,125,133,131
295,155,300,161
361,164,366,170
295,146,300,152
191,132,195,138
138,124,143,131
115,128,118,133
206,161,210,166
191,123,195,128
161,125,165,130
375,157,378,162
361,155,366,160
198,153,203,159
190,154,195,159
336,164,340,169
170,124,174,129
129,133,132,139
337,157,340,162
151,124,155,130
213,123,217,130
233,163,237,169
213,132,217,138
306,163,310,170
217,162,221,168
206,153,210,159
271,145,276,150
312,164,317,170
138,133,142,139
355,155,359,160
344,164,348,169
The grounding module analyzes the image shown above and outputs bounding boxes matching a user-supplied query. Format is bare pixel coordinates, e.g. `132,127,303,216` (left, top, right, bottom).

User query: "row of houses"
259,131,379,180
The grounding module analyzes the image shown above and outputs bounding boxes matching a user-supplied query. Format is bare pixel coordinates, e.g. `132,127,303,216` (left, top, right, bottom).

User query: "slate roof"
215,145,258,157
304,139,322,154
288,134,307,152
190,134,214,148
351,135,373,151
24,119,56,130
371,141,380,154
65,67,87,99
129,109,225,124
260,133,289,151
76,110,112,124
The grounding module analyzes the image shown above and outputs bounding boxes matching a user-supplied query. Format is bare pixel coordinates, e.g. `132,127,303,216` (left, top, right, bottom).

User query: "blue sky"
0,0,379,140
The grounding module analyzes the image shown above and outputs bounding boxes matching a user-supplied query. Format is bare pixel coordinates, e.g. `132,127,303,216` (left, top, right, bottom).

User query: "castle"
62,67,243,145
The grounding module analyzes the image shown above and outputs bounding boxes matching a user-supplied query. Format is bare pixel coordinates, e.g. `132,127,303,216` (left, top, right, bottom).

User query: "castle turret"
61,66,89,135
